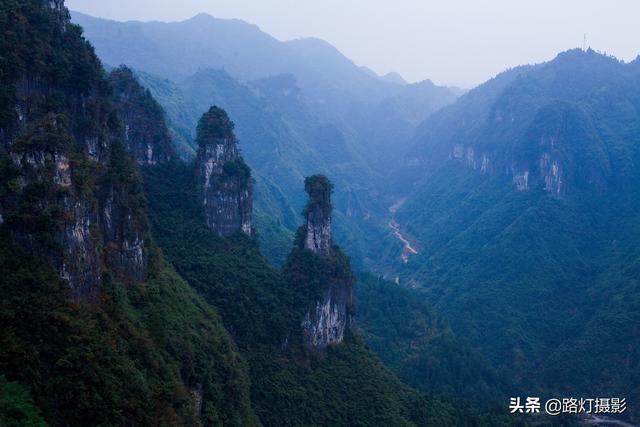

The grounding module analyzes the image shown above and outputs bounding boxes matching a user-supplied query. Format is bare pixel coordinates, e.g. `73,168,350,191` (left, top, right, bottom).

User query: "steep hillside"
392,49,640,421
355,273,509,405
108,66,176,165
0,1,256,424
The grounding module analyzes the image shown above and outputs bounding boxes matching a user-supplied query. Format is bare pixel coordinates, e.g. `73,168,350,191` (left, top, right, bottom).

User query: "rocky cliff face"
195,106,252,236
301,280,352,349
109,66,175,165
297,175,353,350
448,101,611,198
0,2,149,299
303,175,333,256
403,50,627,199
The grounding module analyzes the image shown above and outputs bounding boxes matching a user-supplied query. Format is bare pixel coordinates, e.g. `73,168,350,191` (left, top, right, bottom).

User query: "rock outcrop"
297,175,353,350
301,280,352,349
303,175,333,256
195,106,252,236
109,66,175,165
0,3,149,299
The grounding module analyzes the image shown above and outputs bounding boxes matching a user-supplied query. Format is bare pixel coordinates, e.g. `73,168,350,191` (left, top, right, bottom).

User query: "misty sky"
66,0,640,87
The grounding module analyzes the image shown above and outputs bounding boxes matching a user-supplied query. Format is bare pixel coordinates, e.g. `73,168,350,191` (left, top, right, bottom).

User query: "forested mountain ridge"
108,66,176,165
400,49,640,195
0,1,256,424
391,48,640,422
0,1,514,425
70,11,414,109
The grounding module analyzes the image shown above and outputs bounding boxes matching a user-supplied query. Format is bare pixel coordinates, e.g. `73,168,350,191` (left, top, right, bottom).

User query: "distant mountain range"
72,10,462,269
71,12,452,120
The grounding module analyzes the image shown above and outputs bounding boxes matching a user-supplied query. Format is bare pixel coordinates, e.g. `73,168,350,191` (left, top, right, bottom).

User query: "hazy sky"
66,0,640,87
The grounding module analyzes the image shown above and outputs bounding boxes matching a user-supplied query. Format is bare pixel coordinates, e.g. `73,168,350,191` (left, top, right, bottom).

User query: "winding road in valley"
388,198,418,263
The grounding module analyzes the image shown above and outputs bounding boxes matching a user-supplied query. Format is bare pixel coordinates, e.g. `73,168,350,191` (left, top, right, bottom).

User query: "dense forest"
1,0,639,425
391,50,640,420
0,3,517,425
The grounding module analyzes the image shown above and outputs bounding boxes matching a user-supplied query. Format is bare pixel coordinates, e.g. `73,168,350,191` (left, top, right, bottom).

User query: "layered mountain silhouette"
71,11,462,270
1,1,639,425
391,49,640,418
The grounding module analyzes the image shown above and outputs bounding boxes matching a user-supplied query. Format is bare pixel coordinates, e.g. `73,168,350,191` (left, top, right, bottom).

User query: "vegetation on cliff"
0,2,256,424
143,160,497,425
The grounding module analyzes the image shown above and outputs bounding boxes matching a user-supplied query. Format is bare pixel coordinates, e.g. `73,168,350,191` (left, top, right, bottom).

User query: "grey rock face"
109,67,175,165
5,118,150,299
298,175,352,350
0,2,149,300
302,282,351,350
303,175,333,256
59,197,103,299
48,0,64,10
8,138,103,299
195,107,252,236
304,215,331,256
101,188,148,283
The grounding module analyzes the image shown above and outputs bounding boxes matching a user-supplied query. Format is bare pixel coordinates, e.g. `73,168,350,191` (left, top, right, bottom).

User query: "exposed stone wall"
303,175,333,256
109,66,175,165
195,107,252,237
298,175,352,350
0,3,150,300
302,281,351,350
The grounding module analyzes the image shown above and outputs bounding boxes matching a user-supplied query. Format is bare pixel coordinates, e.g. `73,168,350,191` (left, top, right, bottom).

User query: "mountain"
7,1,632,425
355,273,509,405
141,139,488,425
380,71,408,85
70,12,403,110
0,2,509,425
135,67,395,268
70,11,461,270
391,49,640,421
0,1,255,424
108,66,176,165
362,79,466,170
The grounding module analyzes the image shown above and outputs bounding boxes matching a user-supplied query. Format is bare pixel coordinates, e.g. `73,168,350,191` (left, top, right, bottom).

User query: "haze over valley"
1,1,639,425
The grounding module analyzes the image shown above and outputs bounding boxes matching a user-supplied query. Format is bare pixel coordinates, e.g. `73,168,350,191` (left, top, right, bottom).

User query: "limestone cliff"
303,175,333,256
296,175,353,350
195,106,252,236
109,66,175,165
0,2,149,299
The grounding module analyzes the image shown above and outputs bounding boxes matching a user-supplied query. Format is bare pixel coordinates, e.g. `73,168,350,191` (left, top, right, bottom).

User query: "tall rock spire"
195,106,252,236
293,175,353,350
302,175,333,256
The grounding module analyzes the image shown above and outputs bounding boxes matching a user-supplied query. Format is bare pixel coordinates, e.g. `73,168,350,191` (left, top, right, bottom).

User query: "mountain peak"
380,71,407,85
550,47,624,68
188,12,215,22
